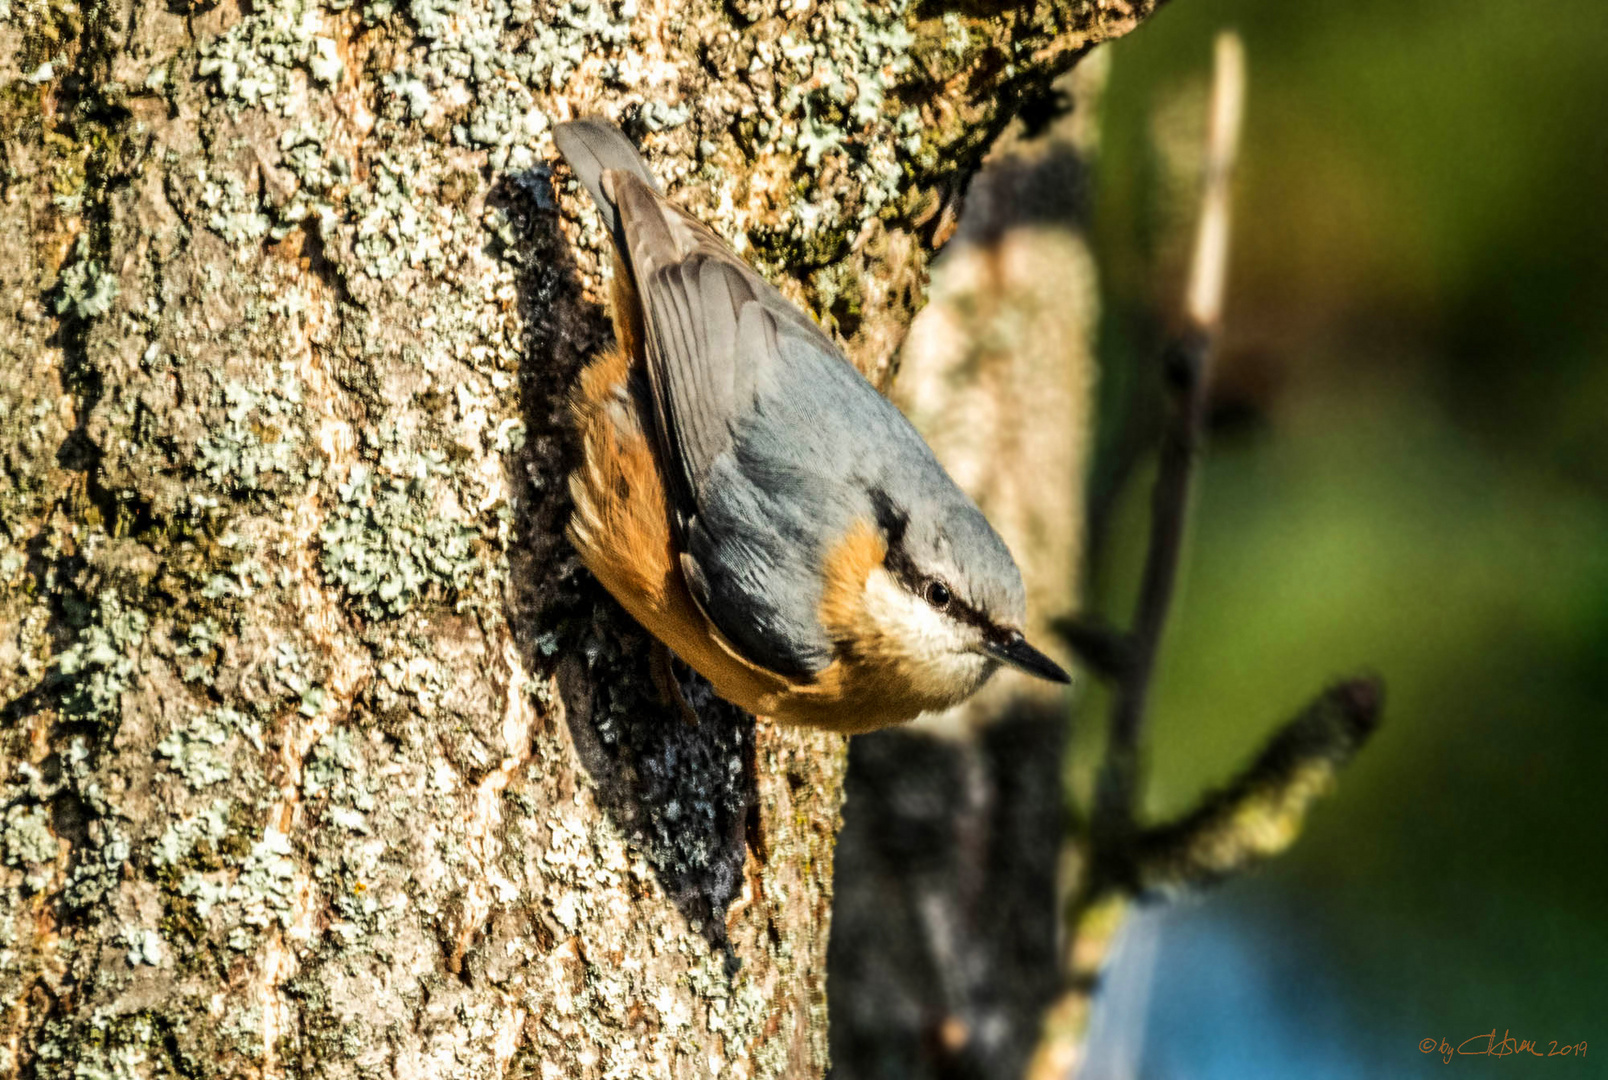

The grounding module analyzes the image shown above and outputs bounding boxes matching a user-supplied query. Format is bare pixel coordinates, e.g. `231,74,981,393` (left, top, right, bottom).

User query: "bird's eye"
924,580,952,610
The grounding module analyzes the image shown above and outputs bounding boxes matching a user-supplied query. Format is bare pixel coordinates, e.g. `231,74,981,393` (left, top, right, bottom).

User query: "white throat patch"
859,568,996,707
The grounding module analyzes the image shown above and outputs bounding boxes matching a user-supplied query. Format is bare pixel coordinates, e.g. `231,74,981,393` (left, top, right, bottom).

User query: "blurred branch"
1029,33,1384,1080
1129,677,1382,895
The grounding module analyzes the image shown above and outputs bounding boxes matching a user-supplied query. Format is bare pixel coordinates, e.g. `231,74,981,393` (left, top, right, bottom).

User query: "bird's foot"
650,641,700,726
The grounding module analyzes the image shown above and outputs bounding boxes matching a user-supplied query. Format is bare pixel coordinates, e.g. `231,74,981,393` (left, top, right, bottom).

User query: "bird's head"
831,489,1070,712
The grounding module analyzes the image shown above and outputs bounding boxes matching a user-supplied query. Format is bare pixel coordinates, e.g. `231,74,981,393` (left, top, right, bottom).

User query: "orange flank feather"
567,327,803,723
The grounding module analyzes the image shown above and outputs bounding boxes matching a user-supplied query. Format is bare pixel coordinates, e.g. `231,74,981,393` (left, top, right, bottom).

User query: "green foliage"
1085,0,1608,1061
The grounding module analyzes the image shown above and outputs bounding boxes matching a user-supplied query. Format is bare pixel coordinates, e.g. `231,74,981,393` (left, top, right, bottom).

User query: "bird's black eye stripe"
868,488,909,548
879,521,984,626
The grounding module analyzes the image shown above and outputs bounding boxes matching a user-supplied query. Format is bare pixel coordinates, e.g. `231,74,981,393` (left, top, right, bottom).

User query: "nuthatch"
556,118,1069,733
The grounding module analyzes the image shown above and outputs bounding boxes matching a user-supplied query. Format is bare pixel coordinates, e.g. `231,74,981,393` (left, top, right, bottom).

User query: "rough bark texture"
0,0,1156,1074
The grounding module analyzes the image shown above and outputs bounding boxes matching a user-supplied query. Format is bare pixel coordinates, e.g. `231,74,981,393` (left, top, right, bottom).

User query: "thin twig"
1051,615,1132,680
1026,36,1251,1080
1093,31,1246,869
1032,36,1386,1080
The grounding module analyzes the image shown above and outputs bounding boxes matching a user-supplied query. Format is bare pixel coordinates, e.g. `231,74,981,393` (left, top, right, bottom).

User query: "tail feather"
553,118,662,251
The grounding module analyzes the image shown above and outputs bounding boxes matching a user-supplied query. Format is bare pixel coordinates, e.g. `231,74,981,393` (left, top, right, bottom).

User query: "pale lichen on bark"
0,0,1161,1072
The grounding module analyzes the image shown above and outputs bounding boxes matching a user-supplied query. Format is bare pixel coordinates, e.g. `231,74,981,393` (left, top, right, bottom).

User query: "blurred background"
1080,0,1608,1075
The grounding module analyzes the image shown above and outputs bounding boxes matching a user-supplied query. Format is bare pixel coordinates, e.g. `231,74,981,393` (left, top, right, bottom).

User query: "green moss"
157,896,208,953
811,258,867,337
747,214,854,278
163,824,296,954
218,802,257,862
149,797,262,967
0,80,45,152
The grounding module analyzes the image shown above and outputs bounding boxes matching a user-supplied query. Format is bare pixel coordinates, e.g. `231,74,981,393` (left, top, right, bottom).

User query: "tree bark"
0,0,1158,1075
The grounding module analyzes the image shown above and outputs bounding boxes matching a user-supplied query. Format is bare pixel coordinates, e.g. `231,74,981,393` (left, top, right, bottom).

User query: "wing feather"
607,168,887,676
611,171,801,524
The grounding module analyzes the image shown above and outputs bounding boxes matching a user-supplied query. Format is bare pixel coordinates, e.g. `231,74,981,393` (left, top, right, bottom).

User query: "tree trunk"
0,0,1157,1074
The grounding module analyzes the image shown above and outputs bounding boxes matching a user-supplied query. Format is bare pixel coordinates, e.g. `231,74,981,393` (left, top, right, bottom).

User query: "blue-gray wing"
610,171,890,677
611,172,821,525
684,325,949,676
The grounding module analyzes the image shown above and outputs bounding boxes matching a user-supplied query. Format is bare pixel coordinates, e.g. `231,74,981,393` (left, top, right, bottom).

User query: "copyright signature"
1421,1031,1587,1063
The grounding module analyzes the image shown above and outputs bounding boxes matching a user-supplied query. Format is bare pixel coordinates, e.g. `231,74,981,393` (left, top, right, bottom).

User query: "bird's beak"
981,630,1071,684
